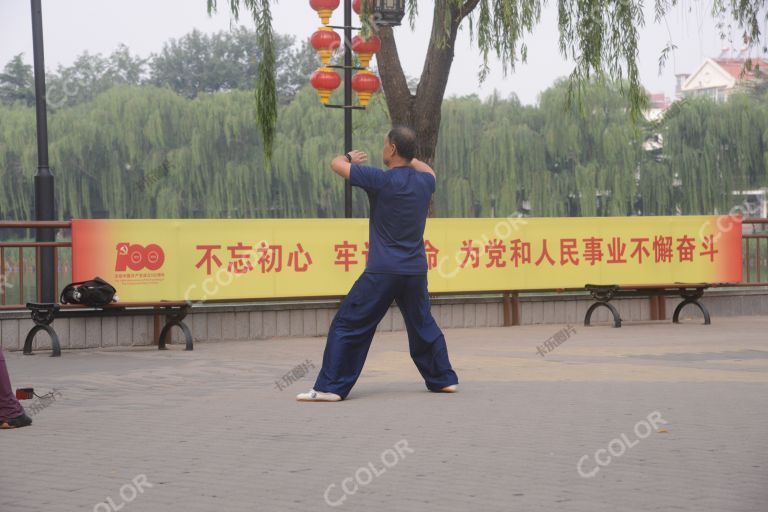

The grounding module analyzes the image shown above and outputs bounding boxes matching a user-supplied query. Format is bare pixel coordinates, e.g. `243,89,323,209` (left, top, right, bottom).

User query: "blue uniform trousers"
313,272,458,399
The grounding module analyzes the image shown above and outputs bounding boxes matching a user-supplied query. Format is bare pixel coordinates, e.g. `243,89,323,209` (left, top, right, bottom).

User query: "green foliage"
1,80,766,222
213,0,768,165
0,28,315,111
207,0,278,159
150,28,313,104
44,46,148,109
0,54,35,106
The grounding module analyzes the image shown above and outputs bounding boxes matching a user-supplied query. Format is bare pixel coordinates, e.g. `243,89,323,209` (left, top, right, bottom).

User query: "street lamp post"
30,0,56,303
308,0,403,218
342,0,354,218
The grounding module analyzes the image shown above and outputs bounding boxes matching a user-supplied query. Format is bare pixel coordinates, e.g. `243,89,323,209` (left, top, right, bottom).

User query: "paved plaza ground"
1,316,767,512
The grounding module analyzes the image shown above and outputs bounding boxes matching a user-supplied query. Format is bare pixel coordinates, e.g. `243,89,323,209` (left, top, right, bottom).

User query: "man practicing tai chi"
297,126,459,402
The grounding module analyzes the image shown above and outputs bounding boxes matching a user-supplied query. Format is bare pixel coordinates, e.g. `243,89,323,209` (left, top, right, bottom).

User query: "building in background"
644,92,671,122
676,48,768,102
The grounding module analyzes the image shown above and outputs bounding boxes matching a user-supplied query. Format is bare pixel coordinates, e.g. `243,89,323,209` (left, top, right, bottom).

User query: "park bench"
22,301,193,357
582,283,714,328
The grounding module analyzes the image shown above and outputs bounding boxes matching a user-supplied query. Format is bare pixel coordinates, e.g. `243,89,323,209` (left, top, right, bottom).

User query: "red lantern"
352,34,381,68
310,0,340,25
352,0,371,15
311,27,341,65
310,68,342,104
352,70,380,107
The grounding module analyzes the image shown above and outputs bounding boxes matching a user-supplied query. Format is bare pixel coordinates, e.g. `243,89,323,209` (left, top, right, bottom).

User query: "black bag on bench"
60,277,118,308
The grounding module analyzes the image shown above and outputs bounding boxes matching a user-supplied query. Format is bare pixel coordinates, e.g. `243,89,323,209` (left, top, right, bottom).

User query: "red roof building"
677,55,768,102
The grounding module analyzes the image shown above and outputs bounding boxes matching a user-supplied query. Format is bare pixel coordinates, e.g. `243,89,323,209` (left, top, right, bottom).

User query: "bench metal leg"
158,321,194,351
157,305,193,351
24,303,62,357
673,299,711,325
23,324,61,357
584,302,622,328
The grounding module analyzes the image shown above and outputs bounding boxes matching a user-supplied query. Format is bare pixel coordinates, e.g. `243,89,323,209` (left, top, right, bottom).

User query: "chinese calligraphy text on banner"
71,216,742,302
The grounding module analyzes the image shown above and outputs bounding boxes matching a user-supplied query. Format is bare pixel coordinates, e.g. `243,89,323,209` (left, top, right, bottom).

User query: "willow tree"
3,82,768,222
205,0,768,165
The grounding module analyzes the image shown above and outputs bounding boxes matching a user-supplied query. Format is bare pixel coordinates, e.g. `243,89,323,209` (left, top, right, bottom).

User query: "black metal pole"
343,0,353,218
31,0,56,303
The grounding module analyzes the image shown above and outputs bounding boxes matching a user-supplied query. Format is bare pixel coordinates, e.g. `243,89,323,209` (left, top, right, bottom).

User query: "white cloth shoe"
439,385,458,393
296,389,343,402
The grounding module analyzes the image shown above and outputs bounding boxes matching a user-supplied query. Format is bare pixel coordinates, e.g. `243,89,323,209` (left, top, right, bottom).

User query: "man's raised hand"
348,150,368,164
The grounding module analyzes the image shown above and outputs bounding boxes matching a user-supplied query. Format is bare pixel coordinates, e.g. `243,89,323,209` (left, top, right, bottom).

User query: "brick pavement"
1,316,767,512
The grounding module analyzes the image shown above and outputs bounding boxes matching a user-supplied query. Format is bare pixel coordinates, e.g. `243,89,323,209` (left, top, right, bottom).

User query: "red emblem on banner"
115,242,165,271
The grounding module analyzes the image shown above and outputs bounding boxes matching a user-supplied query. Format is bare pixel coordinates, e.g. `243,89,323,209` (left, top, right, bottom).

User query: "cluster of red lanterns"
308,0,381,106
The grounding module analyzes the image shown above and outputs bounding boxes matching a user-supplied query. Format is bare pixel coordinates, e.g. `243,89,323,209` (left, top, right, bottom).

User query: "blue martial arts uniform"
313,164,459,398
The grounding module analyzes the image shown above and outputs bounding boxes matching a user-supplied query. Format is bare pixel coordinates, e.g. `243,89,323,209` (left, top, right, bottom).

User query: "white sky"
0,0,743,104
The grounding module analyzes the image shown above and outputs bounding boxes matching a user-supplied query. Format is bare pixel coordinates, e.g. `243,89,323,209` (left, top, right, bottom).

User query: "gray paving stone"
207,313,223,341
18,318,37,351
317,308,333,337
221,312,236,340
438,304,452,329
302,310,317,337
474,303,488,327
249,311,263,339
117,317,133,347
69,318,86,349
101,317,117,347
289,310,304,337
132,316,149,346
450,304,464,328
2,316,766,512
391,309,405,331
262,311,277,338
235,312,250,340
462,304,475,327
487,302,500,326
85,317,101,348
1,318,19,351
276,310,290,337
376,307,392,333
190,312,207,342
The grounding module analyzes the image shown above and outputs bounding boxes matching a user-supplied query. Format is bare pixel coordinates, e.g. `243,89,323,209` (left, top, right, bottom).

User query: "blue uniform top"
350,164,435,274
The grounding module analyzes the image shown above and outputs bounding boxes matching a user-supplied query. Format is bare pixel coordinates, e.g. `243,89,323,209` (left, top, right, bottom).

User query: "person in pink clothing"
0,350,31,429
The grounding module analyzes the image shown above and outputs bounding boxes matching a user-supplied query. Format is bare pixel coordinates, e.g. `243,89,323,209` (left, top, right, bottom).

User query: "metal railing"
0,221,72,310
742,219,768,286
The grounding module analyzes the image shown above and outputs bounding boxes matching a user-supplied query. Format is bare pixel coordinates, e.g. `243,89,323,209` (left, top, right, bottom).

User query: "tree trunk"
377,1,478,166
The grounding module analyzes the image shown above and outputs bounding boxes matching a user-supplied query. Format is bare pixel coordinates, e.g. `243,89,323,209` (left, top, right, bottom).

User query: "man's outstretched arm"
331,150,368,179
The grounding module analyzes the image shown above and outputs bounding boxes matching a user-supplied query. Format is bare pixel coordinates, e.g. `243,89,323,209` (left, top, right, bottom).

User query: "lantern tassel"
358,53,373,68
318,49,332,66
317,9,333,25
356,91,373,107
317,89,333,104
